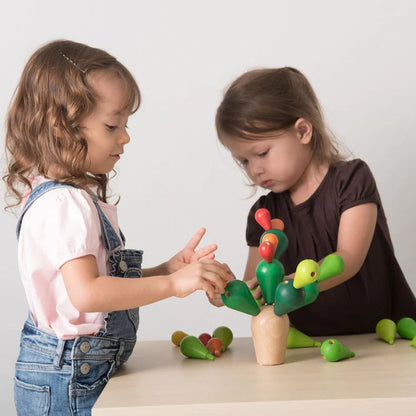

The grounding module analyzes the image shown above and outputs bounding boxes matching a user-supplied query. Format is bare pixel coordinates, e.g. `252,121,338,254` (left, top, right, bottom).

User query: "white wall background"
1,0,415,413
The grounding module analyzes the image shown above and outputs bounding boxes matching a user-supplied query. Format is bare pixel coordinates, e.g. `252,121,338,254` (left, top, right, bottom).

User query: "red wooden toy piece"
198,333,212,346
255,208,271,231
259,241,276,263
206,337,223,358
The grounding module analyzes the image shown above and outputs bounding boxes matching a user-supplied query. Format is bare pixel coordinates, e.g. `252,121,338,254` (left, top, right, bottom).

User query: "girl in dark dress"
215,67,416,335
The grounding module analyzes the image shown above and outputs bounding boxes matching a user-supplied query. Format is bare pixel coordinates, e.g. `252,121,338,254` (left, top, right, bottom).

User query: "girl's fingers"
252,287,263,299
221,263,236,279
204,262,234,282
185,228,206,250
198,252,215,261
204,270,232,293
245,276,258,290
194,244,218,260
201,281,216,299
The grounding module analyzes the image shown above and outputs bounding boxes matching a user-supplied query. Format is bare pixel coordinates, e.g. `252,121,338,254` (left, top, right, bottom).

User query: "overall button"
118,260,128,273
80,362,91,375
80,341,91,354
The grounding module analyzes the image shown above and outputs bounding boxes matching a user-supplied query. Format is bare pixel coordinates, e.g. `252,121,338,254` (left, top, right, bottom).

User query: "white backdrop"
1,0,415,413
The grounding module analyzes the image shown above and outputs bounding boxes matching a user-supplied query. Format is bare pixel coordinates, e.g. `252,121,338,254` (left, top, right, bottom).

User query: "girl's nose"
119,128,130,144
250,160,264,176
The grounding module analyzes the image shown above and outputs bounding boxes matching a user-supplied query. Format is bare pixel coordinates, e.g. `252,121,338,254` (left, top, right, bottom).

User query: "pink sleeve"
20,188,102,270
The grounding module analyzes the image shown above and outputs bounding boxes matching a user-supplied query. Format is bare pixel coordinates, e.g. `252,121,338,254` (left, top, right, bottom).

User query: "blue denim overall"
14,181,143,416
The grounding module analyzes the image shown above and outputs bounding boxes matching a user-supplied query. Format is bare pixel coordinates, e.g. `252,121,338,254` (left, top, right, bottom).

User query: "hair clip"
60,52,86,74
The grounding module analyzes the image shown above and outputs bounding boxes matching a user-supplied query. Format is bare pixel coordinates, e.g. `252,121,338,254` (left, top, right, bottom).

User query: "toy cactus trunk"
250,305,289,365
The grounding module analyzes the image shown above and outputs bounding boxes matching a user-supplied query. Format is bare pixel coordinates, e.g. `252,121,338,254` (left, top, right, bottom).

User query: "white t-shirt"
18,176,122,339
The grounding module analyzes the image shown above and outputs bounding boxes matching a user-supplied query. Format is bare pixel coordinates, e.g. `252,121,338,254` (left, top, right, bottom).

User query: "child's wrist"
161,261,171,275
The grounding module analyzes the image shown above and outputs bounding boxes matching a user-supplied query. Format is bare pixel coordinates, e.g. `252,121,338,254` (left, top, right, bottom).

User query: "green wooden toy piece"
244,282,263,308
260,229,288,260
375,319,397,345
274,280,319,316
212,326,233,351
180,336,215,360
317,253,345,283
293,259,320,289
256,259,285,304
287,327,321,348
320,338,355,362
274,279,305,316
301,281,320,306
221,280,260,316
396,317,416,340
410,336,416,348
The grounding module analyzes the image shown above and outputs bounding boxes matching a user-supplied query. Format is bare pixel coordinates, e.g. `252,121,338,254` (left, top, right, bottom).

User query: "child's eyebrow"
105,108,129,117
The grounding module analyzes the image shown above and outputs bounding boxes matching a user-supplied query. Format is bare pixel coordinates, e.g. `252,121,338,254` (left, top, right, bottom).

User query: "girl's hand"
245,276,265,305
206,263,236,307
207,291,224,307
166,228,217,273
170,259,233,299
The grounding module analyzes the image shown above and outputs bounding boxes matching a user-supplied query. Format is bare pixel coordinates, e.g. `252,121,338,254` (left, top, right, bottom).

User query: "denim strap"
53,339,67,369
16,181,73,239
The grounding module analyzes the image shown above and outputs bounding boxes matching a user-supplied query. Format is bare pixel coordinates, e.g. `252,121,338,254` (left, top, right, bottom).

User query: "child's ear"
294,118,313,144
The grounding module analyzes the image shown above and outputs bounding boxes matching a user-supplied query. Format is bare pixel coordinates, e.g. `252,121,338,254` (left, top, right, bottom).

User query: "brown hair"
3,39,140,208
216,67,344,166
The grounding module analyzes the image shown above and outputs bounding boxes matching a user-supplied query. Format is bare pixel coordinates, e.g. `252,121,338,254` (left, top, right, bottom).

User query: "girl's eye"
258,150,269,157
105,124,117,131
239,159,249,167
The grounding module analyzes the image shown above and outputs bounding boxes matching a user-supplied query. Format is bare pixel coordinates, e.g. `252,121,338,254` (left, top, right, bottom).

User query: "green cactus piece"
397,317,416,340
256,259,285,304
221,280,261,316
321,338,355,362
212,326,233,351
244,282,263,308
274,279,305,316
287,327,321,348
375,319,397,345
318,254,345,283
180,336,215,360
293,259,320,289
302,281,320,306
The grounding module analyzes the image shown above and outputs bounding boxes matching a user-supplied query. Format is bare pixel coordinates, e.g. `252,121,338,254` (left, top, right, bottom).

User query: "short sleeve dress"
246,159,416,335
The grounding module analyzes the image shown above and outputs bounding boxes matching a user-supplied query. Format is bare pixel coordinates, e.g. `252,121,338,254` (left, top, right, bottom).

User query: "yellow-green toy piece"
375,319,397,345
397,317,416,340
317,254,345,283
410,336,416,348
212,326,233,351
180,336,215,360
320,339,355,362
293,259,320,289
287,327,321,348
171,330,188,346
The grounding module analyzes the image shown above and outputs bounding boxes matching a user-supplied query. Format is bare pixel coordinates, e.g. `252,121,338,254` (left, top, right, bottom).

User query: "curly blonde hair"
4,39,140,208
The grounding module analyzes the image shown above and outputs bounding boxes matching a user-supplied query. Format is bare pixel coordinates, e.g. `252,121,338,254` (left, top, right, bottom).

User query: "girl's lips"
261,180,273,188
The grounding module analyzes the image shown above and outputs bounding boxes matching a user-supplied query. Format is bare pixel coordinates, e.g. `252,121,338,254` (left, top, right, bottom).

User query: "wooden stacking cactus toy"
221,208,346,365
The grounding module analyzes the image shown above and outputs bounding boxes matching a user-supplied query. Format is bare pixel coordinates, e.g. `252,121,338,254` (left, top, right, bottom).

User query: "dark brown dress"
246,159,416,335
